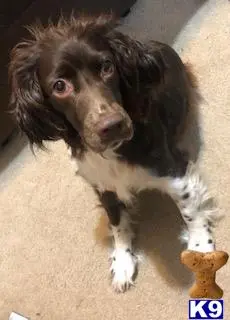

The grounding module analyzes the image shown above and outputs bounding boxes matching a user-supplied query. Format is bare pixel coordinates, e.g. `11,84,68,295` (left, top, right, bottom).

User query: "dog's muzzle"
95,113,133,150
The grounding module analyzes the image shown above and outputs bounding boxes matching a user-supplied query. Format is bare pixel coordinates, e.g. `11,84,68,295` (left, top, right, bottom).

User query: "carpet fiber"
0,1,229,319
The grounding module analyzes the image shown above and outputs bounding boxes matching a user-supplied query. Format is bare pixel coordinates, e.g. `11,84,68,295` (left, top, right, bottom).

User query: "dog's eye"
53,79,73,97
101,60,114,77
54,80,66,92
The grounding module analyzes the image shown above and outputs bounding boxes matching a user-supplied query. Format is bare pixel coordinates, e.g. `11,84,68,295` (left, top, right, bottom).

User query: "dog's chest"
75,150,169,202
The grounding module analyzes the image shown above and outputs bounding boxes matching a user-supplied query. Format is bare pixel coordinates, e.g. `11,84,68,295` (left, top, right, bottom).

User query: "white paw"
188,238,215,252
110,249,138,293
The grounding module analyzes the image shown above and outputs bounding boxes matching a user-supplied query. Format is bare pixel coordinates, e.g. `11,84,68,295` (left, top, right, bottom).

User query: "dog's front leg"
167,163,220,252
98,191,138,292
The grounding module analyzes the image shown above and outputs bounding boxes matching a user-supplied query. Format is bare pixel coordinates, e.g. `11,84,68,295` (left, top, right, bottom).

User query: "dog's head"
9,15,162,152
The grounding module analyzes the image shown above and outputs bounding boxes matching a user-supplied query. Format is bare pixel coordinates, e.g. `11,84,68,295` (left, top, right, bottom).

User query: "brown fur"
9,14,195,176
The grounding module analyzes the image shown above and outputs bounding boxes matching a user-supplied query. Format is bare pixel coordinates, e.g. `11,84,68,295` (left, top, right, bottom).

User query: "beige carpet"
0,1,229,319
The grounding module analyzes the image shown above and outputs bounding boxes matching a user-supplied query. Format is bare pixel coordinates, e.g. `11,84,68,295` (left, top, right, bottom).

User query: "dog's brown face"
9,15,163,151
38,36,133,152
9,16,137,152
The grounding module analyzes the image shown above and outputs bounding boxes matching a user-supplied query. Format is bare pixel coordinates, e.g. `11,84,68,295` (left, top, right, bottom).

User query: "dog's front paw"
188,239,215,253
110,248,138,293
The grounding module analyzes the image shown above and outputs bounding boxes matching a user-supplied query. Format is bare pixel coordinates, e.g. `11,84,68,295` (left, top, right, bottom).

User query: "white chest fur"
75,150,171,203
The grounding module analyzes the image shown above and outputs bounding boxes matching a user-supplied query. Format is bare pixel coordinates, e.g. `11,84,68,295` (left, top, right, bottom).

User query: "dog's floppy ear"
107,31,165,92
9,41,67,147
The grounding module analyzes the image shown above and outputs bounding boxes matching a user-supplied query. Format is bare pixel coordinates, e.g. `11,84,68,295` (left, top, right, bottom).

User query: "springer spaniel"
9,15,219,292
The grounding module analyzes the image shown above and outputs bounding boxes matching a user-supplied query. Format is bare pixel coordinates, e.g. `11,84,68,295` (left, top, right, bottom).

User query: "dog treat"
181,250,229,299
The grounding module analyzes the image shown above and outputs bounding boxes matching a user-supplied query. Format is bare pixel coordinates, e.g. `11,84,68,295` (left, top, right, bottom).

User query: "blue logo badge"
189,300,224,319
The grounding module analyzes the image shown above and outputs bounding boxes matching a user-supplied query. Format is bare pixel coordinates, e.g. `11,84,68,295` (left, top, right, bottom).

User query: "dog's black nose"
97,115,126,140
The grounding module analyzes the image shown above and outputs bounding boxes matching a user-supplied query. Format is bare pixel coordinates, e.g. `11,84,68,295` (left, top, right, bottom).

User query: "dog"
9,14,219,292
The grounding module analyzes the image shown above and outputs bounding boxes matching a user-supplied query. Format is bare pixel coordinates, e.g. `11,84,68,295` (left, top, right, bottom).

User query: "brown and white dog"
9,14,219,292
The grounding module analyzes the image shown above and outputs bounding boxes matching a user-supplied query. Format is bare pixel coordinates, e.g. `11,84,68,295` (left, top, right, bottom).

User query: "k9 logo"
189,300,224,319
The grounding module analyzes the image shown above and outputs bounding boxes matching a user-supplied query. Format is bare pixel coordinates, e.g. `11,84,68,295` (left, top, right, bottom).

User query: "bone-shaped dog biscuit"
181,250,229,299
